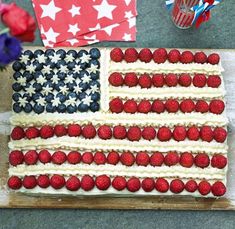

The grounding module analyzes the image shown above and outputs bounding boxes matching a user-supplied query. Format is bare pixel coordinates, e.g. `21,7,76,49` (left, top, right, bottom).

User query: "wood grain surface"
0,47,235,209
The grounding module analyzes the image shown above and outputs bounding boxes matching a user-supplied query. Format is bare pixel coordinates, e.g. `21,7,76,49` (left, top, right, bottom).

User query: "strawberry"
24,150,38,165
157,126,172,141
165,99,179,113
137,100,152,113
168,49,180,63
66,176,81,191
180,51,194,63
173,126,187,141
67,124,81,137
209,100,225,114
54,125,67,137
8,176,22,190
127,126,142,141
180,152,194,168
120,152,135,166
152,100,165,113
165,73,178,87
50,175,65,189
153,48,168,63
207,53,220,65
138,74,152,88
207,75,221,88
11,126,25,140
109,98,124,113
185,180,197,193
155,178,169,193
9,150,24,166
136,151,150,166
40,125,54,139
170,179,184,193
195,100,209,113
95,175,111,190
211,154,227,169
187,126,200,141
180,99,195,113
82,124,96,139
52,151,67,164
193,74,207,88
178,73,192,87
38,149,51,164
112,176,126,190
142,126,156,140
81,175,95,191
142,178,155,192
127,177,141,192
211,181,226,196
82,152,94,164
198,180,211,195
97,125,112,140
124,72,138,87
94,152,106,165
37,175,50,188
67,151,81,164
194,51,207,64
109,72,124,87
110,48,124,62
25,127,39,139
200,126,213,142
194,153,210,168
138,48,152,63
124,99,138,113
124,48,138,63
23,175,37,189
164,151,179,166
150,152,164,166
113,125,127,139
107,151,120,165
152,74,165,87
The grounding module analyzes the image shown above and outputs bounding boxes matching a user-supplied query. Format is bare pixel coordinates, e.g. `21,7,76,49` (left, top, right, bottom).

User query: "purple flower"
0,33,22,66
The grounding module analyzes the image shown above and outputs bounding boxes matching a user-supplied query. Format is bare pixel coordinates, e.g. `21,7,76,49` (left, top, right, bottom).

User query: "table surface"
1,0,235,228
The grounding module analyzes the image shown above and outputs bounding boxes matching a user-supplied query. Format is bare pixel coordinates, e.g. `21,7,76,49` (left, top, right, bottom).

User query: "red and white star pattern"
32,0,137,47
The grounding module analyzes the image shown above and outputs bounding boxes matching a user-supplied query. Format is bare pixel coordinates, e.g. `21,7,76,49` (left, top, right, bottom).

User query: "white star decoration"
42,65,51,74
65,54,75,63
82,95,93,106
20,55,29,64
122,33,132,41
36,97,46,106
26,63,36,74
36,75,47,85
68,23,80,36
125,11,133,19
40,0,62,20
18,97,28,107
82,74,92,84
50,53,61,63
17,76,27,86
51,75,59,84
90,85,100,93
59,85,69,95
88,64,99,74
69,5,81,17
25,85,35,96
74,85,82,94
93,0,117,20
36,54,47,64
42,84,53,96
66,97,77,106
59,65,68,73
52,97,61,107
73,64,82,73
44,28,60,43
65,75,75,84
80,53,91,64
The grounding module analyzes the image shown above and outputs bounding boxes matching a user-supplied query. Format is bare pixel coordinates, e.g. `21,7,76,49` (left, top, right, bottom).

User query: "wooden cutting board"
1,47,235,210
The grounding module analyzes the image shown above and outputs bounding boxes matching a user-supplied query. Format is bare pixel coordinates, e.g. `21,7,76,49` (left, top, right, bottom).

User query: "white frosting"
10,112,228,128
109,85,225,100
109,61,223,75
9,163,226,180
8,137,228,154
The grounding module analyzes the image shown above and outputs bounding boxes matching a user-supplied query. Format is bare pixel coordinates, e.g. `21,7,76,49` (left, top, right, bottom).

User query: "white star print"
51,75,59,84
26,63,36,74
82,95,93,106
124,0,132,5
50,53,61,63
36,75,47,85
20,55,29,64
25,85,35,96
93,0,117,20
69,4,81,17
65,75,75,84
42,84,53,96
42,65,51,74
102,23,119,36
74,85,82,94
40,0,62,20
88,64,99,74
68,23,80,36
82,74,91,84
52,97,61,107
73,64,82,74
36,54,47,64
59,65,68,73
89,23,101,31
17,76,27,86
125,11,133,19
59,85,69,95
128,17,136,28
65,54,75,63
18,97,28,107
66,97,77,106
123,33,132,41
90,85,100,93
44,28,60,43
36,96,46,106
80,53,91,64
67,38,79,46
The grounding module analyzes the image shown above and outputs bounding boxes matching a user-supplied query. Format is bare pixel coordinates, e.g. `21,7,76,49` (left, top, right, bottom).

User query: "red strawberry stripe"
9,150,227,169
8,175,226,196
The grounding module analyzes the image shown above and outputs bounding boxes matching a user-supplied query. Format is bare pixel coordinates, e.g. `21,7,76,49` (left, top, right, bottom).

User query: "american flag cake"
7,47,228,197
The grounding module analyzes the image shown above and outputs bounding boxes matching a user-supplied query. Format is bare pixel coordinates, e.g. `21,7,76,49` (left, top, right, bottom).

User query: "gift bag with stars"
32,0,137,47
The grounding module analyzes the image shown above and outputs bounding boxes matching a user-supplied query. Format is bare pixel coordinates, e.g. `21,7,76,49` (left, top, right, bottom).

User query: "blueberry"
46,103,56,113
90,80,100,88
58,72,66,80
56,49,66,59
78,92,87,100
23,94,31,102
67,105,77,113
33,60,43,71
78,61,88,70
24,103,33,113
57,104,66,113
23,50,34,59
45,49,55,57
33,82,42,92
46,61,56,68
45,73,53,80
67,92,77,99
56,60,66,68
43,81,54,88
78,103,89,112
90,72,100,80
32,92,43,101
23,71,34,82
12,93,21,102
89,48,101,59
91,92,100,102
12,82,22,92
89,59,100,69
13,103,22,113
33,71,43,80
78,50,88,58
90,102,100,112
12,61,22,71
67,50,77,58
45,93,54,103
79,82,89,91
33,104,44,114
56,92,66,102
34,49,44,57
73,73,80,79
67,62,76,70
79,70,89,79
13,72,22,81
67,82,76,91
55,81,65,91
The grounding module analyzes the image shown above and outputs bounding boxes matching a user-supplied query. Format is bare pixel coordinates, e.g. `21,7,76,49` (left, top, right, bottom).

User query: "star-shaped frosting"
36,75,47,85
88,63,99,74
65,74,75,84
42,65,51,74
82,95,93,106
50,53,61,63
42,84,53,96
59,85,69,95
36,54,47,64
59,65,68,73
90,84,100,94
82,74,91,84
74,85,82,94
18,97,28,107
65,53,75,63
80,53,91,64
66,97,77,106
17,75,27,86
20,55,30,64
26,63,36,73
51,74,59,84
25,85,35,96
73,64,82,74
51,97,61,107
36,96,46,106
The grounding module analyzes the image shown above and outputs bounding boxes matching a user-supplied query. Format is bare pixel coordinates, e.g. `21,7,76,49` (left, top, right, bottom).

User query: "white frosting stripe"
8,137,228,154
109,86,225,100
109,61,223,75
9,164,226,180
10,112,228,128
